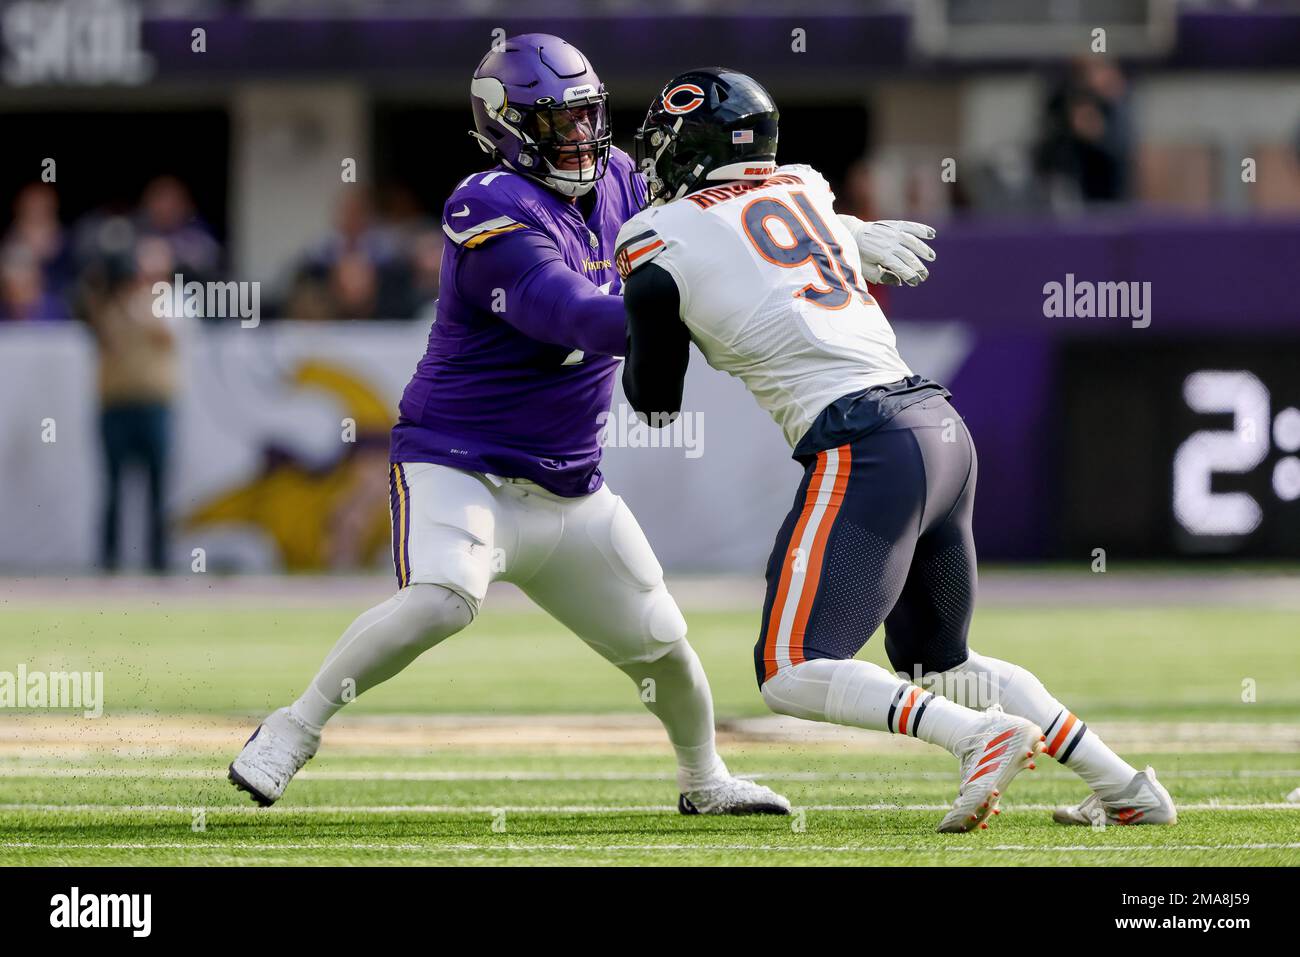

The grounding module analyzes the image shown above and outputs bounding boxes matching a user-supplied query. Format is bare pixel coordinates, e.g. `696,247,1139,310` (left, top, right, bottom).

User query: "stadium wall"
5,210,1298,573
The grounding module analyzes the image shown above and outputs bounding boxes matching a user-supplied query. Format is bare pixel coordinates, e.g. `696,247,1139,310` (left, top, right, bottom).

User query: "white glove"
837,216,936,287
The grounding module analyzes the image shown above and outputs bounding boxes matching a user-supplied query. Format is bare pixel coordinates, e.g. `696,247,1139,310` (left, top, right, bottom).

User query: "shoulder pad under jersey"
441,170,538,249
773,163,833,198
614,211,667,280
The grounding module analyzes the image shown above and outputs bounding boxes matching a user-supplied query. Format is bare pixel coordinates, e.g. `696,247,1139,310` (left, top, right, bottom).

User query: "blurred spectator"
328,250,380,320
308,189,401,271
7,175,440,326
1035,57,1133,208
70,175,224,326
4,183,73,294
0,245,70,322
379,183,443,318
88,236,182,572
286,188,439,320
136,175,222,280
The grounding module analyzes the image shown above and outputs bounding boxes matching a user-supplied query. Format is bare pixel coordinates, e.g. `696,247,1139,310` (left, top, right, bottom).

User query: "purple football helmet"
469,33,612,197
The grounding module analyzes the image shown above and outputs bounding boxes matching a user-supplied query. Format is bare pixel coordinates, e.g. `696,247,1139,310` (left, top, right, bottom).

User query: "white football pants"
293,463,726,789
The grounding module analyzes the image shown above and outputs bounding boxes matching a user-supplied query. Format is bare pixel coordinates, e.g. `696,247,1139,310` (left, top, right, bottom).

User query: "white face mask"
540,164,599,197
498,151,599,197
528,98,607,198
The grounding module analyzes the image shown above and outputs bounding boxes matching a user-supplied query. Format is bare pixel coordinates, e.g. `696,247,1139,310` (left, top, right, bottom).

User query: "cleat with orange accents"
1053,767,1177,827
937,706,1043,833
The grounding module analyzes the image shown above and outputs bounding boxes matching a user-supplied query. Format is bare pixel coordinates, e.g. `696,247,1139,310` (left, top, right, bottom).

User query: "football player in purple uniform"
227,34,792,815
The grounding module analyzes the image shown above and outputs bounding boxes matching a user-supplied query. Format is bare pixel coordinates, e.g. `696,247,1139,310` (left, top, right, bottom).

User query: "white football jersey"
615,164,912,449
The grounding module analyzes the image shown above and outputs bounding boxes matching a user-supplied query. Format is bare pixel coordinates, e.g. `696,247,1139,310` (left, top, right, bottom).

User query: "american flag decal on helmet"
614,228,665,279
732,129,754,144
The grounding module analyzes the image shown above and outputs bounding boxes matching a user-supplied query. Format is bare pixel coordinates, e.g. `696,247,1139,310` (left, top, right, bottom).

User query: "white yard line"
1,841,1296,853
2,715,1296,754
1,802,1296,814
1,766,1298,781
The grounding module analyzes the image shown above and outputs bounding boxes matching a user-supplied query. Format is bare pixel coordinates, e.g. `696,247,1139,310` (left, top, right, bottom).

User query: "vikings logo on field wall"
183,361,393,571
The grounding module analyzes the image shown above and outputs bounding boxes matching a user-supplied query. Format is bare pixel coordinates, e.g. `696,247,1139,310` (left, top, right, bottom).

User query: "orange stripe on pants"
786,445,851,669
762,453,829,683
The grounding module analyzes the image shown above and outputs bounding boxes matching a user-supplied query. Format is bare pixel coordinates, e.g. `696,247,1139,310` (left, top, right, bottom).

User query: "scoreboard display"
1059,339,1300,558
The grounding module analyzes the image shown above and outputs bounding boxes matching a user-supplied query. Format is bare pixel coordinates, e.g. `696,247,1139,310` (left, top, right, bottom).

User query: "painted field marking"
0,802,1295,814
1,767,1298,782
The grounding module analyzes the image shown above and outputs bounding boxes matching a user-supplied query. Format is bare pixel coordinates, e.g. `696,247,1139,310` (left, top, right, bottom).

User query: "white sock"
620,641,728,791
761,658,985,755
941,650,1138,799
291,584,473,731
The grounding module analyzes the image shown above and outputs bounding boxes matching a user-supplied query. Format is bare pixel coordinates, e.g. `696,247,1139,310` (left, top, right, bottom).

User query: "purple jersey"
390,148,645,496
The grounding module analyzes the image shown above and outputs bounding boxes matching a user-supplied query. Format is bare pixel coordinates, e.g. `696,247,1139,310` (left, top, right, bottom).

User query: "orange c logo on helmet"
663,83,706,115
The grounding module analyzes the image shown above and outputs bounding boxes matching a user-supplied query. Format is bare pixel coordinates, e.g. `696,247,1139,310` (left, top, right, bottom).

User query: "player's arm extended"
836,216,937,287
457,229,627,357
621,262,692,426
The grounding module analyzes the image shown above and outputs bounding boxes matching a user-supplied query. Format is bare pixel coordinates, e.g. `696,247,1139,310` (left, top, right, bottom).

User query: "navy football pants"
755,394,977,687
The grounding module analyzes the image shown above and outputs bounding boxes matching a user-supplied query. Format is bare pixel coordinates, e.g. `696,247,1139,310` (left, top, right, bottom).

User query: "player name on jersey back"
684,172,806,209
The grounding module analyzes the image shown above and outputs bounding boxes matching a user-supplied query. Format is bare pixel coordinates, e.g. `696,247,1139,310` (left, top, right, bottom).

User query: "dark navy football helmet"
634,68,779,206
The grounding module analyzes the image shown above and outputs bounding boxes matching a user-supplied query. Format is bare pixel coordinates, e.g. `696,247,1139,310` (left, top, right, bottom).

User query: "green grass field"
1,585,1298,866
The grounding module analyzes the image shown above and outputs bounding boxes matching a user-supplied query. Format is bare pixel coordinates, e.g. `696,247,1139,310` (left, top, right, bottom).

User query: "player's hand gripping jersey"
616,164,924,450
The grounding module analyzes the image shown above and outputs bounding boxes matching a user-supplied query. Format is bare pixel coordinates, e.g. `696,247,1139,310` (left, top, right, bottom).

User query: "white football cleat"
938,706,1044,833
228,707,320,807
1052,766,1177,826
678,776,791,815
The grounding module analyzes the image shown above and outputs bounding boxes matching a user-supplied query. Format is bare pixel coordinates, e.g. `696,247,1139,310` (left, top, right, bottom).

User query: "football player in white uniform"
617,68,1176,831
